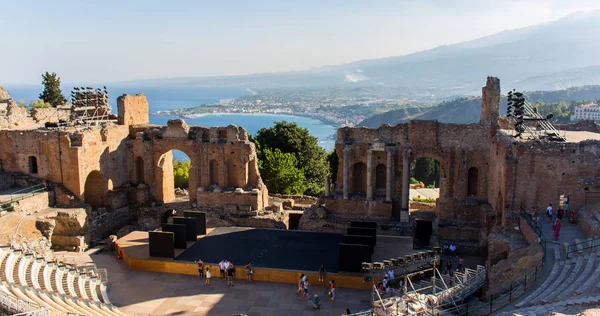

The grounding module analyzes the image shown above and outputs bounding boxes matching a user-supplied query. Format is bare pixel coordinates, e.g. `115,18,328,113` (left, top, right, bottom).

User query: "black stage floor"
175,227,344,272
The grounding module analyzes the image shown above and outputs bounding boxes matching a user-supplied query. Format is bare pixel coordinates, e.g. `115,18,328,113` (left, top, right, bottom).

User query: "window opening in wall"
135,157,144,183
352,162,367,195
468,167,478,196
28,156,38,174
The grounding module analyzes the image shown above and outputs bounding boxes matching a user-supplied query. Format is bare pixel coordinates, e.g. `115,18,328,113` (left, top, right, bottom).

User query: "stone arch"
135,156,144,183
352,162,367,195
28,156,38,174
209,160,219,186
375,163,386,192
468,167,479,196
84,170,106,207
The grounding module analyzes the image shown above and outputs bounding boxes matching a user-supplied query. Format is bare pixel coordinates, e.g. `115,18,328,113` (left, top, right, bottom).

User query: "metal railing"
0,288,48,316
566,237,600,259
0,184,47,212
519,205,547,261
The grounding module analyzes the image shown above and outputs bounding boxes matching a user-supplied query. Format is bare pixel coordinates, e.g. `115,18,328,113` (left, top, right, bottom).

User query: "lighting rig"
68,86,109,126
506,89,565,142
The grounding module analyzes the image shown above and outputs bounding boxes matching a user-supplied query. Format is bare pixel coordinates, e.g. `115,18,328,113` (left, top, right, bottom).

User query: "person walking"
219,260,226,279
303,280,310,298
205,267,212,286
318,264,326,282
446,258,452,274
553,218,562,240
546,204,553,222
196,258,204,278
329,279,336,301
311,294,321,309
296,274,305,295
244,261,253,281
227,263,235,287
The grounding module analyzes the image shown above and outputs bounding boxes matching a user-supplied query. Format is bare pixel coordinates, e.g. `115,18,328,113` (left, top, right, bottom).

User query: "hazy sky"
2,0,599,84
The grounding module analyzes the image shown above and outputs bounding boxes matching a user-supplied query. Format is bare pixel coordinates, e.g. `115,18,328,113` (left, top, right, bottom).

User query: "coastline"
152,111,342,128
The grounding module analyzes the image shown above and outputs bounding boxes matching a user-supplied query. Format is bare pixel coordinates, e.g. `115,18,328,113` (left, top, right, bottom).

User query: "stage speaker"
173,216,197,242
148,231,175,258
338,243,372,272
183,211,207,235
161,223,187,249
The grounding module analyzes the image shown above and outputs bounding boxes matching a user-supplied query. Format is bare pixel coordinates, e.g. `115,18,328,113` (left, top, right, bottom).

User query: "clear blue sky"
2,0,598,84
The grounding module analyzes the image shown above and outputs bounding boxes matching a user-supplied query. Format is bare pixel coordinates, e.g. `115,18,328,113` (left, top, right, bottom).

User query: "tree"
173,160,190,189
412,157,440,187
29,99,51,109
327,150,339,185
261,148,307,195
39,72,66,107
253,121,328,196
17,100,27,108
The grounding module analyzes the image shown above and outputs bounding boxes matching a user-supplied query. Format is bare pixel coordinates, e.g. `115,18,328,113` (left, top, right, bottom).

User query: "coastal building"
571,102,600,121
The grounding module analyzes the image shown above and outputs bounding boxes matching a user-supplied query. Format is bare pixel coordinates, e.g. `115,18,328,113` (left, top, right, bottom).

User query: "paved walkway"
73,251,371,315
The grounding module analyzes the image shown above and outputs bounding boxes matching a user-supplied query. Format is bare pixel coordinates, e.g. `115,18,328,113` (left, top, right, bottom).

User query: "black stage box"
350,221,377,230
338,243,372,272
183,211,207,235
173,216,198,242
347,227,376,246
162,223,187,249
149,231,175,258
343,235,374,254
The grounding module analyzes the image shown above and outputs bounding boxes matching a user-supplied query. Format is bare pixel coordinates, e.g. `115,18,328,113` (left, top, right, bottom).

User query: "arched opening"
135,157,144,184
227,160,237,188
410,157,441,203
157,150,191,203
28,156,38,174
352,162,367,195
468,167,479,196
209,160,219,186
375,164,386,193
84,170,106,207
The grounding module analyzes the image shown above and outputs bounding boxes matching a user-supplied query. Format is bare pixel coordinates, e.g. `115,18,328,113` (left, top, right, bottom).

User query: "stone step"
561,253,595,299
542,254,585,303
576,251,600,295
529,261,572,305
515,249,563,308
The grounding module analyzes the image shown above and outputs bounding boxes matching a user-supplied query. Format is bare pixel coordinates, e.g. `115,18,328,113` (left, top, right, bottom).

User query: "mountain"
359,85,600,127
129,10,600,97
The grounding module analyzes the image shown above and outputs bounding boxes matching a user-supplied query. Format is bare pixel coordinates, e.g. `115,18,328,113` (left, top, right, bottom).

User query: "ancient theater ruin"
0,77,600,315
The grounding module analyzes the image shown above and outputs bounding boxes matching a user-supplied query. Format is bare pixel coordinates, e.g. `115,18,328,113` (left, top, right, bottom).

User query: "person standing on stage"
318,264,326,282
227,262,235,287
245,261,253,281
205,267,212,286
219,260,226,279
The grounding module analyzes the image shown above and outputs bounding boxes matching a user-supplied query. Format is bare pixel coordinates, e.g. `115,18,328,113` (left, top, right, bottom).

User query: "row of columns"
341,145,411,211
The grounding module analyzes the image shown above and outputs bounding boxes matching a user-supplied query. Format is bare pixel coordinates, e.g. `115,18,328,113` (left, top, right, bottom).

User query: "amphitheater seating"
502,241,600,315
0,247,124,315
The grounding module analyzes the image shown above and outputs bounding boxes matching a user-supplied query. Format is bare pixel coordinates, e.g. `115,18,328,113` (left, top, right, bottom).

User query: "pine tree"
39,72,67,107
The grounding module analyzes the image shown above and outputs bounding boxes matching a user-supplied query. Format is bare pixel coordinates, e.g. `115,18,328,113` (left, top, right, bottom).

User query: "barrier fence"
0,183,46,213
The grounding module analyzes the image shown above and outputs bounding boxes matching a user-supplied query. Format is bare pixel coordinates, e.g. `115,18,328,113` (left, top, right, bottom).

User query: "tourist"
311,294,321,309
318,264,326,281
546,203,553,222
557,208,565,221
443,243,449,255
343,308,352,315
329,279,336,301
296,274,305,295
528,206,536,217
387,268,395,281
553,218,562,240
303,280,310,298
449,244,456,257
244,261,253,281
219,260,226,279
205,267,211,286
196,258,203,278
458,256,464,269
227,263,235,287
446,258,452,273
382,275,389,290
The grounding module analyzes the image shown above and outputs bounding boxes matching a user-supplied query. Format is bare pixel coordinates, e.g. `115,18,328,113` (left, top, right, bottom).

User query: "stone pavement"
73,251,372,316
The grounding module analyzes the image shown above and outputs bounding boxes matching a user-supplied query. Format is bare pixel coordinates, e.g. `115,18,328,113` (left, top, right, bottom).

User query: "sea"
4,84,337,160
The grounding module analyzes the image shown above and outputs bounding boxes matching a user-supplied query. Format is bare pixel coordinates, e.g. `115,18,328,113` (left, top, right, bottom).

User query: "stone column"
401,148,411,211
366,150,373,200
386,148,394,202
343,146,351,200
324,174,330,196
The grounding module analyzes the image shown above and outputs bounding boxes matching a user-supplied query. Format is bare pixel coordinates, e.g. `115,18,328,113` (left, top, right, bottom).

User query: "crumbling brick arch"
84,170,106,207
154,146,196,203
352,162,367,195
375,163,386,192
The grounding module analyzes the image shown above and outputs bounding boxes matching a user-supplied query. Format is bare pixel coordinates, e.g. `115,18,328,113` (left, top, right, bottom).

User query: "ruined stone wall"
128,120,268,210
31,106,70,124
117,94,149,126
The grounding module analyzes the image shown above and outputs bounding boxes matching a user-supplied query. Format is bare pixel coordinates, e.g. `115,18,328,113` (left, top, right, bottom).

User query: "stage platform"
115,227,415,290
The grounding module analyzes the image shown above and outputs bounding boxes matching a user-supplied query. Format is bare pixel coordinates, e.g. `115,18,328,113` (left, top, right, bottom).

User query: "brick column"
401,148,411,211
343,146,351,200
366,150,373,200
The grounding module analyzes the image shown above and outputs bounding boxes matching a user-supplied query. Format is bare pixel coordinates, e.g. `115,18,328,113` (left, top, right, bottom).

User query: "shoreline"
152,111,342,128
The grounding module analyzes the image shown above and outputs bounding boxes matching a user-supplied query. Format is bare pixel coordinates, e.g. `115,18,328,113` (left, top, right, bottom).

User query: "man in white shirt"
546,204,553,222
219,260,226,279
